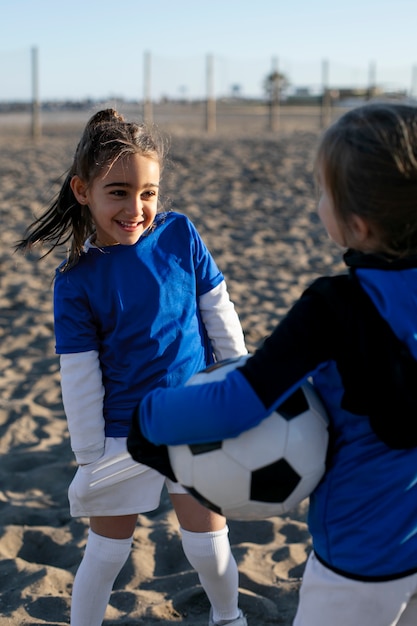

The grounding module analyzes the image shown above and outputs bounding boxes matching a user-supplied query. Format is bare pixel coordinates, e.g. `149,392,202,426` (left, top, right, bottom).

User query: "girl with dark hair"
17,109,248,626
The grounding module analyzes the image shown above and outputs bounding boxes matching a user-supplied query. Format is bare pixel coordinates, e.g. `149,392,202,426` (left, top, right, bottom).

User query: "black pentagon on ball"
278,387,309,420
189,442,223,455
250,458,301,502
185,486,223,515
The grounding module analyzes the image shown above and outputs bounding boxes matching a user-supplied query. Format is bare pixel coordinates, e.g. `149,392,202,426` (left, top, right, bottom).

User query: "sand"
0,114,345,625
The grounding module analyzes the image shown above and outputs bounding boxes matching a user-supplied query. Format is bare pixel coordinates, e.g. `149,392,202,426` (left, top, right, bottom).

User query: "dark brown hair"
315,102,417,257
16,108,167,270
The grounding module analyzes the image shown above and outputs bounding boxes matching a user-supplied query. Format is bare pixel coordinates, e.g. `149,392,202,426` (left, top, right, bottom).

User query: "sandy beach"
0,111,345,625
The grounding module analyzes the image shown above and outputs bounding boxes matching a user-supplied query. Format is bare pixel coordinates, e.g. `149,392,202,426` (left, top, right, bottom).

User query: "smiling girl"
17,109,247,626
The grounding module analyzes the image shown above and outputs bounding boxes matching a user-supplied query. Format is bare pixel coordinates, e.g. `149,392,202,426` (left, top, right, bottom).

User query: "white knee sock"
70,529,133,626
180,525,240,623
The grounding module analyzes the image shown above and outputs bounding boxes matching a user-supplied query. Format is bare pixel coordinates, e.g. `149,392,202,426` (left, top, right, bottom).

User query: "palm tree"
263,70,289,102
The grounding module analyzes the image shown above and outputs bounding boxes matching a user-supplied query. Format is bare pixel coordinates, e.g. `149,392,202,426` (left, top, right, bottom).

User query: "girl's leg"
171,493,246,625
70,515,137,626
293,552,417,626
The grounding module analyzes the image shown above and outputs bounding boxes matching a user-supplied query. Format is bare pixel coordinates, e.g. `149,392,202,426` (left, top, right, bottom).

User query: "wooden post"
143,51,153,124
268,56,280,133
205,54,216,133
320,59,331,129
31,46,41,139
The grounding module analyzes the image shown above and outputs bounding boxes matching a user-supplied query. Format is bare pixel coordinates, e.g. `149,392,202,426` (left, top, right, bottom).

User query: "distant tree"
263,70,289,101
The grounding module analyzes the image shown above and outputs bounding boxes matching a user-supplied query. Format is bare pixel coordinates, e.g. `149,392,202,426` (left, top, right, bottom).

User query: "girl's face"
71,153,160,247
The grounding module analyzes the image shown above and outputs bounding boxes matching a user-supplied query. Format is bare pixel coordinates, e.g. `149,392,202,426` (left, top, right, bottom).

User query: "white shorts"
68,437,188,517
293,552,417,626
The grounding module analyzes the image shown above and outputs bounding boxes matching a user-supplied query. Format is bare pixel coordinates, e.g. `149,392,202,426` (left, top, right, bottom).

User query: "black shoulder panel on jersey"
307,274,417,449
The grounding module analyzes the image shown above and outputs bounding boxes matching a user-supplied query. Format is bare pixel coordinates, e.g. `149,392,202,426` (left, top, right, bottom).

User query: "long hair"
315,102,417,257
16,109,167,270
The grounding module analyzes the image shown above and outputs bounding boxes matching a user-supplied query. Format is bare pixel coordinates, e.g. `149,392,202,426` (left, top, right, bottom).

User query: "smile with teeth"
116,219,143,229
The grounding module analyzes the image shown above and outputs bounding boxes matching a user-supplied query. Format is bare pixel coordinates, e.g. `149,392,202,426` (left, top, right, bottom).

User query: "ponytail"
15,172,93,270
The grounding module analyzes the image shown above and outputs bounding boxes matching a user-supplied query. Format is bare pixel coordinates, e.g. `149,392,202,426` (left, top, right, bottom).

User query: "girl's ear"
70,176,89,205
351,214,375,251
351,214,371,243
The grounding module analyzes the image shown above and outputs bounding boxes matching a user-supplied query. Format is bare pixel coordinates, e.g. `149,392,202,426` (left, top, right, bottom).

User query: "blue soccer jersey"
54,212,224,436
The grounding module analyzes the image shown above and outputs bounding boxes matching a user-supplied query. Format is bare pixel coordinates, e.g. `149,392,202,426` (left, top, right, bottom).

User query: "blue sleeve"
139,370,269,445
187,218,224,296
54,270,99,354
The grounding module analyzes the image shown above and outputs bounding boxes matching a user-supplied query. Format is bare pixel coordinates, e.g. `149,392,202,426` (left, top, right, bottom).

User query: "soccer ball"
168,355,329,520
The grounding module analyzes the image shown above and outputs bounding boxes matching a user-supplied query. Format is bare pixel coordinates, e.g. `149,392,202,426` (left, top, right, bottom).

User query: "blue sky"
1,0,416,101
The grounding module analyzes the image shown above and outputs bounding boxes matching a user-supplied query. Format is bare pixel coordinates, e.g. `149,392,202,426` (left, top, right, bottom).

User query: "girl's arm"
199,281,247,360
60,350,105,464
137,284,334,446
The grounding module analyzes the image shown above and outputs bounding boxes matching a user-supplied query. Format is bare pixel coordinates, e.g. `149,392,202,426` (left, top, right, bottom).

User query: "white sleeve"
60,350,105,465
199,281,247,361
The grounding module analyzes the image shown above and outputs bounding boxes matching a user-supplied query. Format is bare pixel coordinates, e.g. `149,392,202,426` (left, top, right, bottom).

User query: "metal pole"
410,65,417,99
320,58,331,129
143,51,153,124
367,61,376,100
31,46,41,139
268,56,280,133
206,54,216,133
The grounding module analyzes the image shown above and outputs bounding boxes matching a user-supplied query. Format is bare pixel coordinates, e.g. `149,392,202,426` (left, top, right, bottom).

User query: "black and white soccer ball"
168,355,329,520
